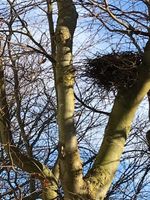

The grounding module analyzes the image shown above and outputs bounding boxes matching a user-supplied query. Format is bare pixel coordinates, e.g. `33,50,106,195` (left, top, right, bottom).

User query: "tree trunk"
55,0,85,198
85,39,150,199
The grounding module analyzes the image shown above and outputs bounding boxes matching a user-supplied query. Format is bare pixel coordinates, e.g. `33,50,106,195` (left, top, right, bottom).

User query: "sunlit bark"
55,0,85,199
85,39,150,199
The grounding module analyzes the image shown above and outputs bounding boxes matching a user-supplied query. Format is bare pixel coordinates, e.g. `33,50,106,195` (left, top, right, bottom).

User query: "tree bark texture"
55,0,85,199
84,39,150,199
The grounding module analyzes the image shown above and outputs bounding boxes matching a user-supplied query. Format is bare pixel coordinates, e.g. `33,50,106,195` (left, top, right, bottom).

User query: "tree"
0,0,150,199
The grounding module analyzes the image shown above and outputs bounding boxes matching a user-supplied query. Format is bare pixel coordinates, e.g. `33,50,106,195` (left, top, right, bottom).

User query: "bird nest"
84,52,142,91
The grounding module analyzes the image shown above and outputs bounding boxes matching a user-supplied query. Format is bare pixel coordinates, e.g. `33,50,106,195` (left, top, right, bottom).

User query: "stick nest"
84,52,142,91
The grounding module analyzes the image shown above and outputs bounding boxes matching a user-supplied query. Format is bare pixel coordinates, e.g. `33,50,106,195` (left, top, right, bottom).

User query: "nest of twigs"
85,51,142,91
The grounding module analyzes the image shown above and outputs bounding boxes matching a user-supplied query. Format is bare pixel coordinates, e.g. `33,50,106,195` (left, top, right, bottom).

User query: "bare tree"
0,0,150,200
